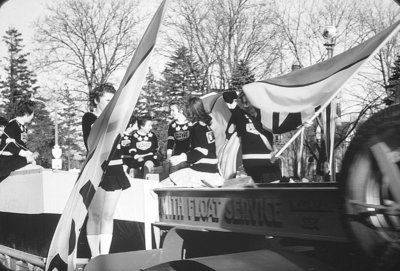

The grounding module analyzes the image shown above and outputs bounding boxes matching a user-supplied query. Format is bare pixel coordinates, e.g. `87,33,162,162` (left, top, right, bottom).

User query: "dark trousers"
0,155,28,183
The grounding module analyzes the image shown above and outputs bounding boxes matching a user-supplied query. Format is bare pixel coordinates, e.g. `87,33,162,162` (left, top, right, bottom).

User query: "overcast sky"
0,0,52,57
0,0,166,88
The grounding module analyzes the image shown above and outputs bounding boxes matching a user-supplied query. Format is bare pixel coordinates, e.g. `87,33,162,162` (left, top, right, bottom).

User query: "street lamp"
322,26,336,59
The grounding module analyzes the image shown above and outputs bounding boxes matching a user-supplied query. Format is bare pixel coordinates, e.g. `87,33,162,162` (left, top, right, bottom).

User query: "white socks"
86,234,100,258
99,234,113,255
87,234,113,257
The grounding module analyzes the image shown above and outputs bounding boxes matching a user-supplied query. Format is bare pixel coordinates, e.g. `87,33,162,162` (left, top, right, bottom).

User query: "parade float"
1,0,400,270
0,167,159,270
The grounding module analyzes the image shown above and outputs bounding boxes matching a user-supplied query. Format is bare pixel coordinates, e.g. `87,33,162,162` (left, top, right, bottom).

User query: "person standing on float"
223,91,281,183
82,83,131,258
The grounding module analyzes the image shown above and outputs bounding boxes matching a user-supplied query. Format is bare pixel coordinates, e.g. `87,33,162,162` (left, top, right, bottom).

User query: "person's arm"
4,122,24,155
166,124,174,160
128,135,147,162
3,123,36,162
82,113,96,151
185,125,209,164
170,125,206,166
152,132,158,158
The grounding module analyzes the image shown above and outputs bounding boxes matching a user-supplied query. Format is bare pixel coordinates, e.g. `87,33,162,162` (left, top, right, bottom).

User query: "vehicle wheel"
341,104,400,270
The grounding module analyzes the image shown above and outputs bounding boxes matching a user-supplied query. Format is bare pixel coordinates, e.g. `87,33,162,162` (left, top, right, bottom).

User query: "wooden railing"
0,245,45,271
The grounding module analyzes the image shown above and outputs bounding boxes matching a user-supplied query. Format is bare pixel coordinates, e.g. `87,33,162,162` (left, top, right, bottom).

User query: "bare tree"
162,0,281,90
273,0,400,118
351,0,400,108
272,0,364,71
34,0,142,94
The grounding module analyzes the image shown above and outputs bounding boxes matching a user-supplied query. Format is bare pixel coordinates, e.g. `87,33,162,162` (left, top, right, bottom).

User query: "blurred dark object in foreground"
0,0,9,8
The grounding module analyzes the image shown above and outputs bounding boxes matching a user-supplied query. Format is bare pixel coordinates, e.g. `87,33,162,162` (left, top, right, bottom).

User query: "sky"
0,0,162,54
0,0,52,57
0,0,166,90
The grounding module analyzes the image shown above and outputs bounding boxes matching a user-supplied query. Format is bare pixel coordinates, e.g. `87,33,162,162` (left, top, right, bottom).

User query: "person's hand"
166,149,172,162
134,154,144,162
303,120,313,128
32,151,39,160
19,150,32,158
5,138,15,144
125,125,136,135
25,152,35,163
270,150,278,163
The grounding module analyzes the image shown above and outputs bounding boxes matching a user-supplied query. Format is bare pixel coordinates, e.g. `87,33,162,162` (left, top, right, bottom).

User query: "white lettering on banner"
136,141,151,150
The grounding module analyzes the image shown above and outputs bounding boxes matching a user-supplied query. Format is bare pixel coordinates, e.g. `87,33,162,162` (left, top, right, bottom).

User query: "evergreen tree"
230,60,255,92
0,28,54,167
160,46,206,105
135,68,166,118
0,28,38,118
27,98,55,168
57,86,86,170
386,54,400,105
134,68,169,161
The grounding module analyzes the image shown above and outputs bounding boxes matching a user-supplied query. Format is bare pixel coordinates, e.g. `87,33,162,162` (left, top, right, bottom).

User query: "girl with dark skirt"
82,83,131,258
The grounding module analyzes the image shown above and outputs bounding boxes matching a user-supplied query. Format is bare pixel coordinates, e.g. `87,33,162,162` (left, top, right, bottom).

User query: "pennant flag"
202,92,241,179
45,1,168,270
243,21,400,135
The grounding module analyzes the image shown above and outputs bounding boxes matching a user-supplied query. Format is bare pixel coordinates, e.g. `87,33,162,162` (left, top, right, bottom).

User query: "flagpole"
275,84,340,158
297,127,304,178
323,25,337,182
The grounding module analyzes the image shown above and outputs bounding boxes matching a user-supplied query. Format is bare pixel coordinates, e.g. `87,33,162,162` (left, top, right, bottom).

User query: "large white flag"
243,21,400,134
45,1,168,270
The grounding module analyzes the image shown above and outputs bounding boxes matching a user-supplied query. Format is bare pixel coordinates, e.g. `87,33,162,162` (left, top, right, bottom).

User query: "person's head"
170,102,185,120
89,83,116,112
15,100,36,124
237,92,256,116
0,116,8,136
186,96,211,125
137,116,153,134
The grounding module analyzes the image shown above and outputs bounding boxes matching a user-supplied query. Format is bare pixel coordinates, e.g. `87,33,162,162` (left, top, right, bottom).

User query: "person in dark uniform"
223,91,281,183
162,97,224,187
120,120,137,176
166,102,192,173
124,116,159,178
0,101,39,182
0,116,12,182
82,83,131,258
